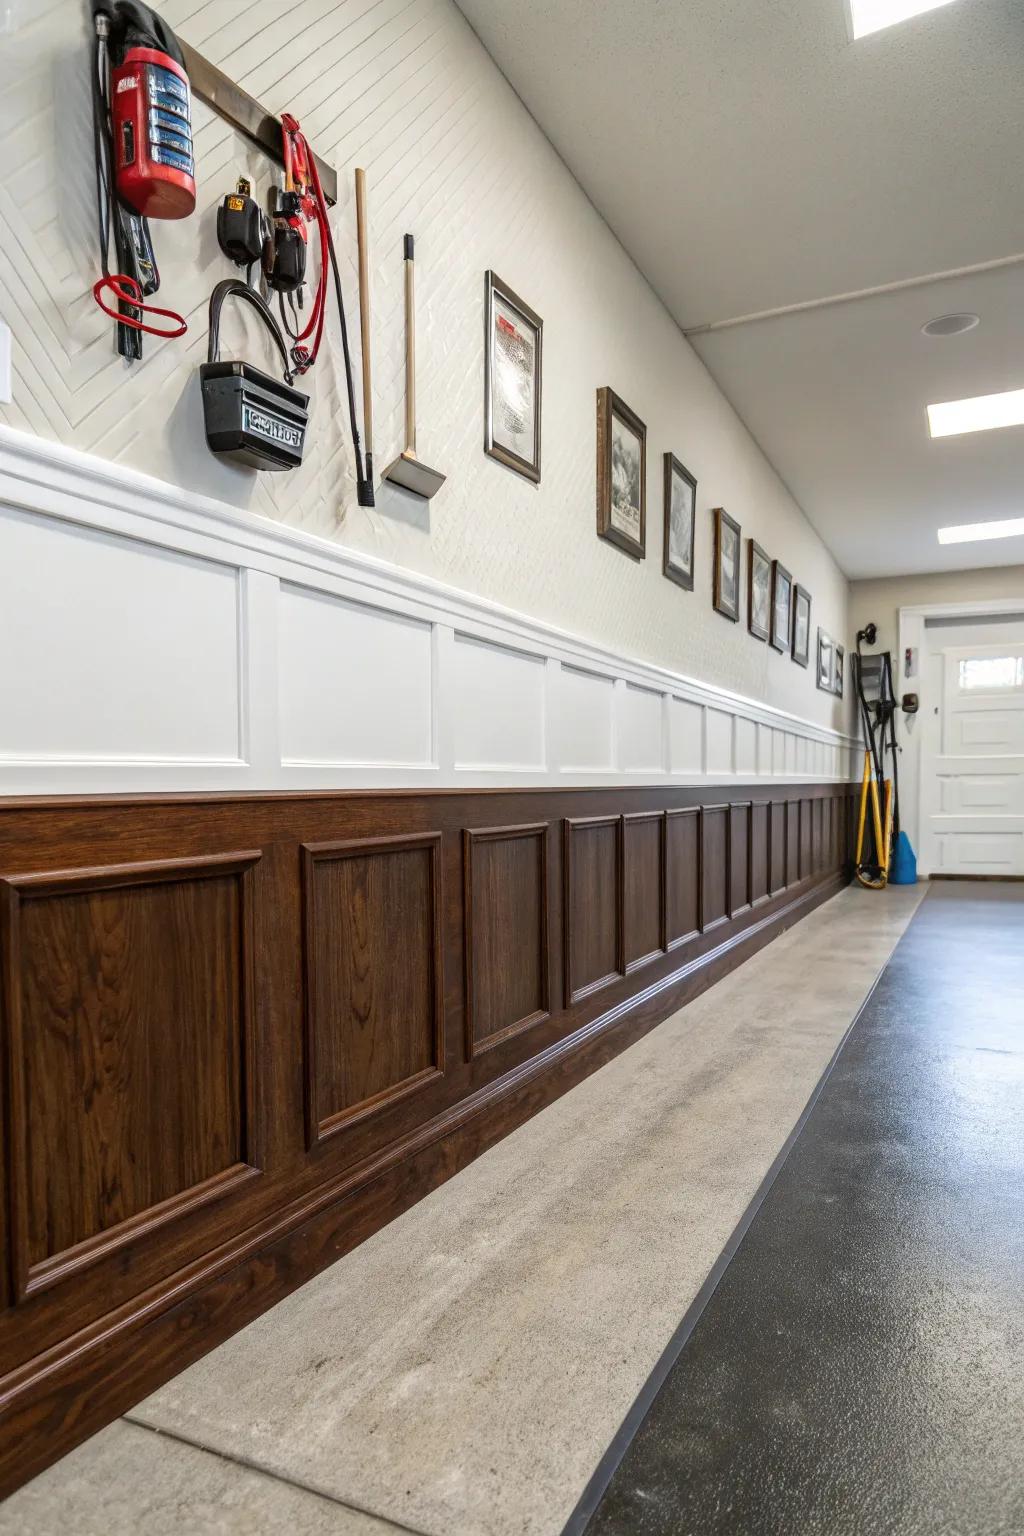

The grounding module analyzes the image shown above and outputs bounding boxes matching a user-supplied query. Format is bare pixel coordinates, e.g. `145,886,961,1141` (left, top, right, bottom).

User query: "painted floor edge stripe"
558,905,918,1536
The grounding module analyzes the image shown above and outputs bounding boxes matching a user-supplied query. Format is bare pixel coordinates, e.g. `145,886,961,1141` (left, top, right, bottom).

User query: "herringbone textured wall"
0,0,850,725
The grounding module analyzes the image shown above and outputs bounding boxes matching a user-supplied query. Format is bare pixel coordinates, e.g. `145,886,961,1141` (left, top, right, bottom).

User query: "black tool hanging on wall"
90,0,195,360
216,178,268,288
216,115,373,497
201,279,309,470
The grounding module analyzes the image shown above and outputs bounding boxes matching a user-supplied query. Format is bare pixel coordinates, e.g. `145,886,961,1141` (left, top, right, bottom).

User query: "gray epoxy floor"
2,883,925,1535
581,881,1024,1536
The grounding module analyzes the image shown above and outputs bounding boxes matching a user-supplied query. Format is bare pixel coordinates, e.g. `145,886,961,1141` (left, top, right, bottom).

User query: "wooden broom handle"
355,169,373,461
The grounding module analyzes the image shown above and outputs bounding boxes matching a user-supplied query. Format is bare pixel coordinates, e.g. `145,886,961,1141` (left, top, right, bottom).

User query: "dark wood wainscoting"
0,782,854,1494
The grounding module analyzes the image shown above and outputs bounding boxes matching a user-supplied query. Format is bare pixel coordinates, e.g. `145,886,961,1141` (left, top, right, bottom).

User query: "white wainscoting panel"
0,427,857,795
618,684,664,773
771,727,785,777
735,716,757,777
556,665,616,774
453,633,546,771
706,709,734,775
279,583,434,768
0,503,241,768
669,698,704,776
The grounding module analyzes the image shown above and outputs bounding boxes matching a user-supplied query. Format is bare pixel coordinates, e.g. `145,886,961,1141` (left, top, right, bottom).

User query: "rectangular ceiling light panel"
937,517,1024,545
927,388,1024,438
848,0,958,40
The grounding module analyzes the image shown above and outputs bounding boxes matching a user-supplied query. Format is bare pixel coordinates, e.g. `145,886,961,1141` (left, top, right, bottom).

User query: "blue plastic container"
889,830,918,885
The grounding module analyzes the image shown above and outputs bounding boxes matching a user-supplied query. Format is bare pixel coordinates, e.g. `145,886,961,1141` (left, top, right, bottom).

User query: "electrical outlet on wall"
0,320,10,403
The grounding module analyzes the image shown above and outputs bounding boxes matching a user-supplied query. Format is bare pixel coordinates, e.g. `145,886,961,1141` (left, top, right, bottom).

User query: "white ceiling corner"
455,0,1024,579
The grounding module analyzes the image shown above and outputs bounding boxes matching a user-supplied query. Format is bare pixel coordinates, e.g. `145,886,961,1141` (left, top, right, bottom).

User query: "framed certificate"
484,271,542,482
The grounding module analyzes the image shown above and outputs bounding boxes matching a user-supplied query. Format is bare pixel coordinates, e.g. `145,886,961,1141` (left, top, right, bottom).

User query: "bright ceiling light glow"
848,0,958,40
937,517,1024,545
927,388,1024,439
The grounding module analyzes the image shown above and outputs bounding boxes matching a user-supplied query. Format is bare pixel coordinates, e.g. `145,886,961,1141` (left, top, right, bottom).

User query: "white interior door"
920,638,1024,876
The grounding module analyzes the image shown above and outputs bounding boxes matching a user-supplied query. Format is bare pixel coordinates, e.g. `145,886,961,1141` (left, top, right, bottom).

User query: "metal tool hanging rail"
178,42,338,206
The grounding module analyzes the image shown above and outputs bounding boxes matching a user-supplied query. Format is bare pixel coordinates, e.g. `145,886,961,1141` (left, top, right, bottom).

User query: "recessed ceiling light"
921,312,979,338
848,0,958,40
938,517,1024,545
927,388,1024,438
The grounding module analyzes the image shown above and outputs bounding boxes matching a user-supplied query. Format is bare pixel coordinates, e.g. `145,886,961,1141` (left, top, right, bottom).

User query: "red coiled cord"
92,274,188,338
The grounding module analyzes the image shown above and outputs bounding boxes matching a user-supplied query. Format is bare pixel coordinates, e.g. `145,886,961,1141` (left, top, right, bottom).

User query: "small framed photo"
817,628,834,691
791,584,811,667
597,387,646,559
484,272,542,482
834,643,846,697
770,560,793,653
747,539,771,640
712,508,741,621
663,454,696,590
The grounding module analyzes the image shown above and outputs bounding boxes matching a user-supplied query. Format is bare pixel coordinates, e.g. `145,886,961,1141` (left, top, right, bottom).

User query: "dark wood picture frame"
791,584,811,667
816,627,834,691
597,388,646,560
663,453,696,591
747,539,771,640
712,507,741,621
770,559,793,654
484,271,542,483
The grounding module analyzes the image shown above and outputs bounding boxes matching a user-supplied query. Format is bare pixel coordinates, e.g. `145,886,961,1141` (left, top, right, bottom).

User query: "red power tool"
90,0,195,357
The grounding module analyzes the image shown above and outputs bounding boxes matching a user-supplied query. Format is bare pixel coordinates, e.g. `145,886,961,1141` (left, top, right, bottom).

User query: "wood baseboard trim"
0,868,846,1498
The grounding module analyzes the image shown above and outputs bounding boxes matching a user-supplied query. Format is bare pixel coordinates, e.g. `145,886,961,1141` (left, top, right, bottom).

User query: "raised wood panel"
792,798,804,884
750,802,769,907
729,802,751,918
464,824,550,1057
701,805,729,932
799,798,812,880
769,800,787,896
623,813,665,972
302,835,444,1144
0,781,853,1498
813,797,825,873
563,816,622,1003
665,808,701,949
2,854,259,1302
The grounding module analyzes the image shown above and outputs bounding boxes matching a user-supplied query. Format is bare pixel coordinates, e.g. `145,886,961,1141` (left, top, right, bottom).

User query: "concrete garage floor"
3,883,928,1535
581,881,1024,1536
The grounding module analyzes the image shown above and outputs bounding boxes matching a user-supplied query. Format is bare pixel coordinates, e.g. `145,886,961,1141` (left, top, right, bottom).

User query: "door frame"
898,598,1024,865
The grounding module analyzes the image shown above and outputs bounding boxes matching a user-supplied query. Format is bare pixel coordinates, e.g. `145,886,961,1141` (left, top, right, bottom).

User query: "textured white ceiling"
455,0,1024,577
692,263,1024,578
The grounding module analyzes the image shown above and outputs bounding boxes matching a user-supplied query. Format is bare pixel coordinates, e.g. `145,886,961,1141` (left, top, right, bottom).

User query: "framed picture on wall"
817,628,834,691
747,539,771,640
792,584,811,667
597,387,646,559
663,454,696,590
834,644,846,697
770,560,793,653
484,271,542,482
712,507,741,621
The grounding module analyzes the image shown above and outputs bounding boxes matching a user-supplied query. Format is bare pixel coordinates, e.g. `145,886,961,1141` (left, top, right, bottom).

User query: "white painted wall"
0,0,851,749
851,567,1024,658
